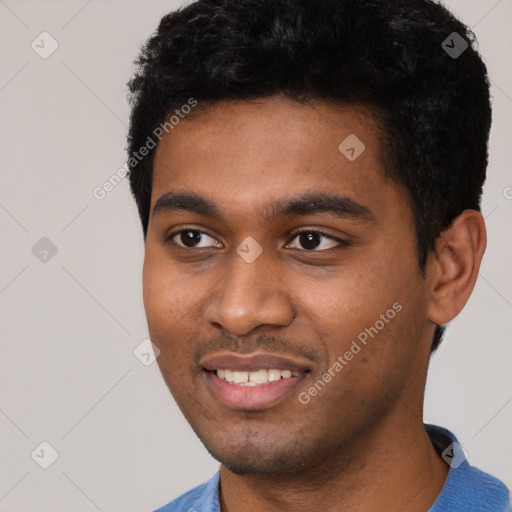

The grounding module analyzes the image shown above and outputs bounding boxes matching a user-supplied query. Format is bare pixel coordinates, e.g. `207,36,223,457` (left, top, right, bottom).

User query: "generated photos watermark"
298,302,403,405
92,97,198,200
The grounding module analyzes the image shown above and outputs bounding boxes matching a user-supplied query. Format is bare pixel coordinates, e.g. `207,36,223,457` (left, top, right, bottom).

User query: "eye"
167,228,221,249
286,230,347,252
165,227,347,252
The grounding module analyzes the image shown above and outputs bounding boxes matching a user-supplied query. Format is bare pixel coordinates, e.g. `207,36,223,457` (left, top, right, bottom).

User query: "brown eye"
168,229,220,249
287,230,346,252
298,232,322,250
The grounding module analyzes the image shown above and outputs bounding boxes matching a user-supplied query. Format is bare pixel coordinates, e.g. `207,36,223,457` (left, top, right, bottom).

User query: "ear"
426,210,487,326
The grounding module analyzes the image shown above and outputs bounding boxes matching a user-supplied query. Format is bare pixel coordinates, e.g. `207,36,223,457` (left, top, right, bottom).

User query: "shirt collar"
186,425,504,512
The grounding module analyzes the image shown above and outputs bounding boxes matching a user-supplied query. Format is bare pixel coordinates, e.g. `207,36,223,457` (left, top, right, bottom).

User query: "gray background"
0,0,510,510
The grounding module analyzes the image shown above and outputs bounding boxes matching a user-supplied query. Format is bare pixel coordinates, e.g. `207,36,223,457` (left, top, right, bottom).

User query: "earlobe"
426,210,487,326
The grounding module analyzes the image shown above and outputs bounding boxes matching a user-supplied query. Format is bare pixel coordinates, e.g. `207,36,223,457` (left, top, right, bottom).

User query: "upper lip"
200,352,312,373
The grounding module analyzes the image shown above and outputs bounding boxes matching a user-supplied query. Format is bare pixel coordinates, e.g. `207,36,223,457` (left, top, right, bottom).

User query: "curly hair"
126,0,492,352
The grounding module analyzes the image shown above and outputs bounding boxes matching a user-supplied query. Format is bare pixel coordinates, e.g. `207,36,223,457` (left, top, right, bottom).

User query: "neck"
219,407,449,512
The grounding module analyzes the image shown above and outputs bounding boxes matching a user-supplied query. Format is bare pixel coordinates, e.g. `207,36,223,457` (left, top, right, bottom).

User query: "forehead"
150,96,396,223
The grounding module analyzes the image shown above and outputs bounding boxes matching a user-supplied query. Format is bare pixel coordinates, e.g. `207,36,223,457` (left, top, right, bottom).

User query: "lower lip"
203,371,306,411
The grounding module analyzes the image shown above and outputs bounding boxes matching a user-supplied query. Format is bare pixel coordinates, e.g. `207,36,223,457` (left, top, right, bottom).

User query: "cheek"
295,250,420,374
296,260,399,337
142,249,204,377
142,256,169,330
142,250,182,355
143,244,187,322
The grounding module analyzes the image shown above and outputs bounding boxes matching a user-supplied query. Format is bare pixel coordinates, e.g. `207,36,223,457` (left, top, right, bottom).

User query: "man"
126,0,510,510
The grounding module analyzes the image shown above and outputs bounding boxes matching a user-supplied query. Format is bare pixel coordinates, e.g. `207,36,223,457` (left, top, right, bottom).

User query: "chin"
215,451,304,475
197,430,318,475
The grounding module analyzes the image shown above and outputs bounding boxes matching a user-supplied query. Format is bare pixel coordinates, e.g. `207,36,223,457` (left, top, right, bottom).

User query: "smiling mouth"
213,368,302,386
199,352,314,409
202,367,310,411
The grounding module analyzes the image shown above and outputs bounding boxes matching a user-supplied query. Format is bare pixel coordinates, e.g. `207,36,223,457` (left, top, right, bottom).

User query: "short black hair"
126,0,492,353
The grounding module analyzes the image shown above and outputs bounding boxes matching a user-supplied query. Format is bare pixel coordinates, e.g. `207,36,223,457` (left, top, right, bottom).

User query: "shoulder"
152,472,221,512
434,463,511,512
459,465,510,511
425,424,511,512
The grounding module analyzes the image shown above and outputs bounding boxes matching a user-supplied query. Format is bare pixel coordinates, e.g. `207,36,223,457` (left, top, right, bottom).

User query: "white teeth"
268,369,282,382
249,369,269,384
233,371,249,384
215,368,300,385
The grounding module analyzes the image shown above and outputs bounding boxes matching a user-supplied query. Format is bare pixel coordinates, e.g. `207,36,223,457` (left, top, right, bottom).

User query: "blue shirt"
154,424,511,512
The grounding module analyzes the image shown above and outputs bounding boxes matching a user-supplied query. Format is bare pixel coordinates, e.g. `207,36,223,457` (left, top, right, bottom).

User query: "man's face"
143,96,434,474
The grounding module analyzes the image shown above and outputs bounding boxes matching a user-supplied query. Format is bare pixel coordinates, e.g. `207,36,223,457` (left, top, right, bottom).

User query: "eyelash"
165,227,348,253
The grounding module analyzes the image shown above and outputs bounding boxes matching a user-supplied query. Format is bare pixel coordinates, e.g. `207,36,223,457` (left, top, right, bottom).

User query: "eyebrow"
151,190,376,224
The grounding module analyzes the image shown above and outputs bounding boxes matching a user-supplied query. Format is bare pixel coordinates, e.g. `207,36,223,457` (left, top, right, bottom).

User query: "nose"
204,248,295,336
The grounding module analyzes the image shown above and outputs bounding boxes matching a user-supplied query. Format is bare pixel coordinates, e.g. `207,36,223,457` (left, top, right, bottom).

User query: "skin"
143,95,486,512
